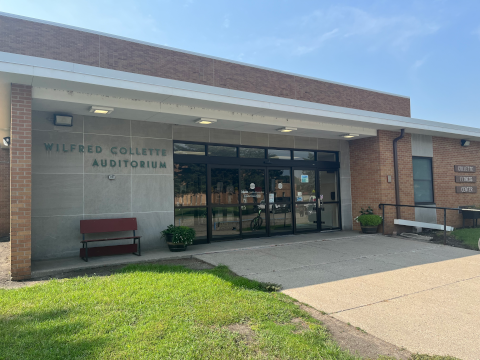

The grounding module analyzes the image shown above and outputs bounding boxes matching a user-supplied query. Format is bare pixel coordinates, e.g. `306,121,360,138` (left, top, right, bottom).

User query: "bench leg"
81,242,88,262
133,238,141,256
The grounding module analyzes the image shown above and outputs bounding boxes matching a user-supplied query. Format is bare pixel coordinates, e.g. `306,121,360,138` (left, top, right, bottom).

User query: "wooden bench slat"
81,236,141,243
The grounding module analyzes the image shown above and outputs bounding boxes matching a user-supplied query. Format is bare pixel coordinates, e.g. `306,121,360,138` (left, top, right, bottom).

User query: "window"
174,143,205,156
239,147,265,158
208,145,237,157
316,152,336,162
293,151,315,161
268,149,291,160
412,157,434,203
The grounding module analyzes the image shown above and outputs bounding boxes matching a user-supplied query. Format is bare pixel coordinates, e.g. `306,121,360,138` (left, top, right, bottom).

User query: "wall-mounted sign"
456,186,477,193
455,176,476,183
44,143,167,169
454,165,476,173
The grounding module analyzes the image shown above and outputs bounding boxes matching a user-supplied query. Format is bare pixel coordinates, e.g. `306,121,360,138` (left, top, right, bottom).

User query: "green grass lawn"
0,264,359,360
451,227,480,250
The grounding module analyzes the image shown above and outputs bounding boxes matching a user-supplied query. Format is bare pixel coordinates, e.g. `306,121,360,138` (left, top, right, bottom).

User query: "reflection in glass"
241,205,267,235
295,204,317,231
268,149,291,160
212,207,240,239
239,147,265,158
293,151,315,161
240,168,265,205
268,169,291,203
174,163,207,206
294,169,316,202
319,170,338,202
174,207,207,239
208,146,237,157
317,152,336,162
320,203,339,229
269,206,292,233
211,168,239,205
174,143,206,156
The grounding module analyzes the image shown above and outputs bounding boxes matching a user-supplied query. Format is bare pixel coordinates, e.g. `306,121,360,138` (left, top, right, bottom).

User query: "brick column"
10,84,32,280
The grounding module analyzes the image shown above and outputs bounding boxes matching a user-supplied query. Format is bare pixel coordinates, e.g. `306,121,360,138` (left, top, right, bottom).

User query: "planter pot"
167,242,187,252
361,226,379,234
165,233,187,252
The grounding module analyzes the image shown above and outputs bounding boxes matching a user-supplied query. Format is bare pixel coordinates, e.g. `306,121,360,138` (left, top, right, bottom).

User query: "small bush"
161,225,196,244
357,214,382,226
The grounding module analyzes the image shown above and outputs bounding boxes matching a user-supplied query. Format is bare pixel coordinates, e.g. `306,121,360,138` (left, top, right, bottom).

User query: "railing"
378,204,462,244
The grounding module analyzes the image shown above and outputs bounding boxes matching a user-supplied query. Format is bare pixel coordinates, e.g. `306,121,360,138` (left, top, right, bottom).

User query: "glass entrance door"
268,169,293,234
293,169,318,231
318,170,340,230
240,168,266,236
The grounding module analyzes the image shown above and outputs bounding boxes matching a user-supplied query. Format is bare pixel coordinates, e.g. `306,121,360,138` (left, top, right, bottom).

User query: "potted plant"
354,206,383,234
161,225,196,252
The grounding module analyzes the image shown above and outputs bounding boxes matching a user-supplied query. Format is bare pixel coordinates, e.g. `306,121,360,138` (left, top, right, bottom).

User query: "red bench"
80,218,141,262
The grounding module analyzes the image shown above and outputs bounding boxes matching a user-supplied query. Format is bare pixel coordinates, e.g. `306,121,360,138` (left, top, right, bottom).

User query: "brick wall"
350,130,414,233
10,83,32,280
432,137,480,228
0,15,410,117
0,148,9,237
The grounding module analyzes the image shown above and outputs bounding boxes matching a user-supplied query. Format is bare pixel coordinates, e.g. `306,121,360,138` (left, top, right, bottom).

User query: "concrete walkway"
30,230,354,278
195,234,480,360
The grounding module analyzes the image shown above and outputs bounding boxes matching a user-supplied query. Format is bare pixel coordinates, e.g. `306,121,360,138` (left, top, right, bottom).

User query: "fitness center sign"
44,143,167,169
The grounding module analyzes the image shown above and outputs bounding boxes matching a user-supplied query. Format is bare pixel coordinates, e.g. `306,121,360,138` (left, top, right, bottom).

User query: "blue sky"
1,0,479,127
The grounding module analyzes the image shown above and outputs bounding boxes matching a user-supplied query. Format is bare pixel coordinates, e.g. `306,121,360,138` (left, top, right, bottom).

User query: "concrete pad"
285,254,480,360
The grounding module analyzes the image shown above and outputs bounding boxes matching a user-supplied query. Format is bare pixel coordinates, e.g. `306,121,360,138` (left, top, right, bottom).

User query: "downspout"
393,129,405,219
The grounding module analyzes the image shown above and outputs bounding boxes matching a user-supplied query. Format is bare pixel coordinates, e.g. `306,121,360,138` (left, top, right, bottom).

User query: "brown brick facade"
0,148,9,238
432,137,480,228
0,15,410,117
350,130,414,233
10,84,32,280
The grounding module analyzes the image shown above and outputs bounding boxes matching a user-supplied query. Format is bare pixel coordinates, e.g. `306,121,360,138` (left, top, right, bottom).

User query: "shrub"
161,225,196,245
357,214,383,227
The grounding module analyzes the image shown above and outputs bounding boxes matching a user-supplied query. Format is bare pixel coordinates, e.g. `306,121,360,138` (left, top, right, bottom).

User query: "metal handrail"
378,203,462,244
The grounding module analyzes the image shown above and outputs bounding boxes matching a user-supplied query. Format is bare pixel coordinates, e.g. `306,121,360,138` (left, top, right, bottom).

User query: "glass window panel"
414,180,434,203
320,203,339,230
295,204,317,231
239,147,265,158
268,149,291,160
208,145,237,157
240,169,265,204
174,143,205,156
212,207,240,239
293,151,315,161
413,157,433,180
211,168,239,205
319,170,338,202
269,205,293,233
174,207,207,240
317,152,336,162
268,169,291,203
174,163,207,206
413,157,433,203
294,169,316,202
241,205,267,235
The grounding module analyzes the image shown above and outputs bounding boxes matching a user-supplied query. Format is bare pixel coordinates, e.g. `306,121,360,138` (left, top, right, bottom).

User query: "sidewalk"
31,230,357,278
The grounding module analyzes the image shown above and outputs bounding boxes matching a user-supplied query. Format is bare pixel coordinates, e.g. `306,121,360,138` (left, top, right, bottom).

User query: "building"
1,12,479,280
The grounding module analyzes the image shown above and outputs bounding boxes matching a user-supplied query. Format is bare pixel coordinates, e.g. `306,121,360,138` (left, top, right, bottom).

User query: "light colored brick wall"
10,83,32,280
0,148,9,237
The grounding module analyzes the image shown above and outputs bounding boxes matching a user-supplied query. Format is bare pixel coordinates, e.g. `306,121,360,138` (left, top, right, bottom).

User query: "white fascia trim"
0,11,408,99
1,51,480,139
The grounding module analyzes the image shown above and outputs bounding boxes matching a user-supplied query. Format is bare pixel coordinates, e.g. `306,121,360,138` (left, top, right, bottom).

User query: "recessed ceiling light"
341,134,359,138
277,127,297,133
90,106,114,115
195,118,217,125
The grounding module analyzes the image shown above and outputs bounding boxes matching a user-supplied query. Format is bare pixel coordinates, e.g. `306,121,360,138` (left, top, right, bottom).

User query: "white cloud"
223,15,230,29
